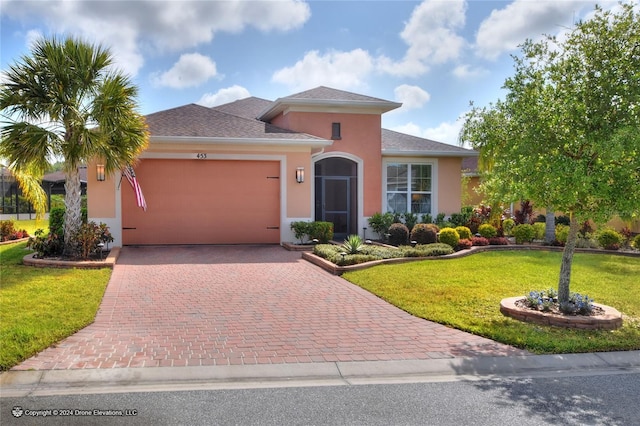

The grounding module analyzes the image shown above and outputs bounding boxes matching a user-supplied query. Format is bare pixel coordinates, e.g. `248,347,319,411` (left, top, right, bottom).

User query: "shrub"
410,223,439,245
335,254,380,266
450,207,472,227
477,223,497,239
368,212,394,239
28,229,64,258
438,227,460,249
388,223,409,246
401,243,454,257
514,200,534,224
0,221,25,241
309,221,334,243
513,224,535,244
633,234,640,250
502,218,516,237
313,243,341,259
455,226,472,240
456,238,472,250
49,207,65,238
576,233,599,249
402,212,418,232
534,214,546,223
471,236,489,246
0,220,16,241
620,227,633,248
290,221,311,243
435,213,447,227
533,222,546,240
420,213,433,224
488,237,509,245
597,228,623,250
555,224,570,246
341,235,364,254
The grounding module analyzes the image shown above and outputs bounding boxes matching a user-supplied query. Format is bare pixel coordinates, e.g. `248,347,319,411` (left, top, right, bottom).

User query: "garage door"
121,159,280,245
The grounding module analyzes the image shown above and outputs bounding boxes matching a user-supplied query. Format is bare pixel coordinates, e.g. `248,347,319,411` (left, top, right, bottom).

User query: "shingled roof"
280,86,396,104
381,129,477,157
212,96,272,120
146,103,327,142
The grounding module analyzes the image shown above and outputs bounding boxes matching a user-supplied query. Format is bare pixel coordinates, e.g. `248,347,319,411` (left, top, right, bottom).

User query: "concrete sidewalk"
2,351,639,397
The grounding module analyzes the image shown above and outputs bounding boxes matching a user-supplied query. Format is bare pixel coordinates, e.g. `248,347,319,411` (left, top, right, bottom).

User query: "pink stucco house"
88,86,477,246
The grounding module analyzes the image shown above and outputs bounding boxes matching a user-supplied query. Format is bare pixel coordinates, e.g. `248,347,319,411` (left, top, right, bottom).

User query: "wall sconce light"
96,164,105,182
295,167,305,184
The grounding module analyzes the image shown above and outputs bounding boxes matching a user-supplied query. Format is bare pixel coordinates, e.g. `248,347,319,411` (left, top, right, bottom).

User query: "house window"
331,122,341,140
386,163,432,215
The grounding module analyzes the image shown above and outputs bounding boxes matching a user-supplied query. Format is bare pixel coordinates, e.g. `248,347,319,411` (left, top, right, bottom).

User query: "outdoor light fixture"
96,164,105,182
295,167,305,183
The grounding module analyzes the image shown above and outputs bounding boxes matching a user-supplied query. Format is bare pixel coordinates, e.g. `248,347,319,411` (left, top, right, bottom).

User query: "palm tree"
0,36,148,254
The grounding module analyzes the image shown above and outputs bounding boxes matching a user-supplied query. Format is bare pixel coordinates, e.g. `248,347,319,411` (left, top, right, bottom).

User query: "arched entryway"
314,157,357,241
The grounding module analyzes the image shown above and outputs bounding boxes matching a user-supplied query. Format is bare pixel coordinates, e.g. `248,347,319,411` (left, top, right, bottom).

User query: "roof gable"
259,86,401,121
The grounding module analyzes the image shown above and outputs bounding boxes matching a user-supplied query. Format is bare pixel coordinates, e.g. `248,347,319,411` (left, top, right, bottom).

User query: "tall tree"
1,36,148,254
460,3,640,304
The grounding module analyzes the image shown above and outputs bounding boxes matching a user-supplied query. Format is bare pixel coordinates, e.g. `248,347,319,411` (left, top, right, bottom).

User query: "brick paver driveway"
14,246,527,370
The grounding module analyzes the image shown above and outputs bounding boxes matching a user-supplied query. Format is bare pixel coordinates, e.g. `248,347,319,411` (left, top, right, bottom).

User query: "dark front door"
321,177,350,240
315,158,357,241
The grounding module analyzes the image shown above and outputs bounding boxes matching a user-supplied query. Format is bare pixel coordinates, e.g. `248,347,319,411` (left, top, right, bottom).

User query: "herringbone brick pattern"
13,246,527,370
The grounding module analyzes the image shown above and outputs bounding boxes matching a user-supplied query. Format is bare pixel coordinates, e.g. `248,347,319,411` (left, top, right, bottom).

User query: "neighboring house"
87,86,477,246
0,166,87,218
461,156,482,207
460,158,640,233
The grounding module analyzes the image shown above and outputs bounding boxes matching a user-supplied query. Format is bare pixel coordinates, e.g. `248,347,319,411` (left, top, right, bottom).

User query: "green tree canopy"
460,3,640,303
1,36,148,254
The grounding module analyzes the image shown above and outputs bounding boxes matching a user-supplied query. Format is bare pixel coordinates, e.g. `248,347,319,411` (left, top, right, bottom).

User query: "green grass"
0,242,111,370
343,250,640,354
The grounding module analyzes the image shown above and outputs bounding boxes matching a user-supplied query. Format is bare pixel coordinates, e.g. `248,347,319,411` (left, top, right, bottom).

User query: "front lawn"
343,250,640,354
0,242,111,370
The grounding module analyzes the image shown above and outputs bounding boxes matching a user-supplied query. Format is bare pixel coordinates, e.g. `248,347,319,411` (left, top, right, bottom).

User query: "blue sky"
1,0,633,145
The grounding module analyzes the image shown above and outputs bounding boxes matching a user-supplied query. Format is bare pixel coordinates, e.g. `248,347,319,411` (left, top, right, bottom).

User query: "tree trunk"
558,214,579,304
545,209,555,244
63,166,82,256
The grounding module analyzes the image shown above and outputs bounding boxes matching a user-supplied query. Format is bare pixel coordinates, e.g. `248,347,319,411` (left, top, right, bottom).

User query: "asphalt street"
2,370,639,425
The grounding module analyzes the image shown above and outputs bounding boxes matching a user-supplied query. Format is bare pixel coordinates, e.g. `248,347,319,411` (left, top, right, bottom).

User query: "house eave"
150,135,334,148
259,98,402,121
382,150,479,158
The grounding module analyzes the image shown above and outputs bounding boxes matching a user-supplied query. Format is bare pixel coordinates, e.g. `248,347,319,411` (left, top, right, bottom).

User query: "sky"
0,0,634,146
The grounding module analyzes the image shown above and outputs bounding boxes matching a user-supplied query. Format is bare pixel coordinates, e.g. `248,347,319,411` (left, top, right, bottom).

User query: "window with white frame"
385,163,432,215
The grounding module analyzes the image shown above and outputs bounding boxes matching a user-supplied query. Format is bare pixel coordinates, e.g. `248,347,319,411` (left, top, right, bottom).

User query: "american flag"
123,165,147,211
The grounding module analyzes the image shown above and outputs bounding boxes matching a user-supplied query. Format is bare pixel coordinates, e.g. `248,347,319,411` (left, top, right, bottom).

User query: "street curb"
2,351,638,397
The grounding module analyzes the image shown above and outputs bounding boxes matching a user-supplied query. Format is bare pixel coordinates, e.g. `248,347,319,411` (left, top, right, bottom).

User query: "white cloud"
378,0,467,77
151,53,218,89
391,120,463,146
393,85,430,110
1,0,311,76
197,85,251,107
475,0,593,60
452,64,488,79
272,49,374,91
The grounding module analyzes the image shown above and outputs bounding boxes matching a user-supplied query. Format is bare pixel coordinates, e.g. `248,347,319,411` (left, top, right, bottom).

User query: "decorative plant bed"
23,247,120,269
500,296,623,330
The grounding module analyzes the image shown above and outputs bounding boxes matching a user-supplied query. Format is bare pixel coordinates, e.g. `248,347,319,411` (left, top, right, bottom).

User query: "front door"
315,157,357,241
321,177,350,240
